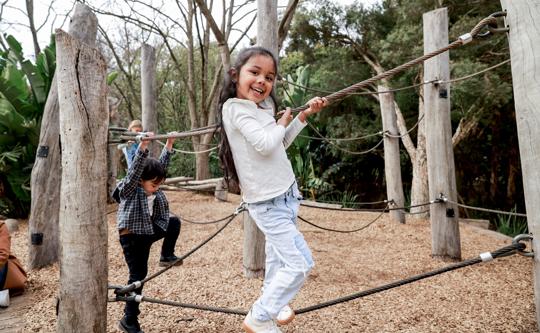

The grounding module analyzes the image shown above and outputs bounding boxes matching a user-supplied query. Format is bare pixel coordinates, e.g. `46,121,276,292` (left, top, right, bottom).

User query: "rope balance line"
298,204,388,233
279,59,511,98
289,13,503,113
112,206,244,296
294,241,526,315
112,239,529,317
442,197,527,218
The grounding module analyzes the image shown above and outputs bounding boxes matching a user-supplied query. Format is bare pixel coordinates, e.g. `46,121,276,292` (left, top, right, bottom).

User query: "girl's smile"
235,54,276,104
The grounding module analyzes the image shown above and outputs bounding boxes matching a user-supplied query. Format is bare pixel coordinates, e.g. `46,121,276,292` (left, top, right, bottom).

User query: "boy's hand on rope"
165,131,179,151
299,97,328,123
277,107,294,127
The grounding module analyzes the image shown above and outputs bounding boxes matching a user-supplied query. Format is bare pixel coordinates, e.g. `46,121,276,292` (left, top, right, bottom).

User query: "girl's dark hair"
141,158,166,183
217,46,279,185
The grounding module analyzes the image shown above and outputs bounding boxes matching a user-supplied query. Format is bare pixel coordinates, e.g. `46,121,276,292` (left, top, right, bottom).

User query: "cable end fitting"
459,33,473,45
479,252,494,262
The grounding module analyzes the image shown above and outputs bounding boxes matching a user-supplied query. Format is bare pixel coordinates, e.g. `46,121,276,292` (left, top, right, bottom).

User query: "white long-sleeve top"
222,97,307,203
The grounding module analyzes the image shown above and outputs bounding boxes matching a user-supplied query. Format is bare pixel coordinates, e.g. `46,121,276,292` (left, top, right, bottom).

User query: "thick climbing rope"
112,240,529,316
113,206,244,295
289,13,504,113
108,13,505,143
294,241,525,314
280,59,511,98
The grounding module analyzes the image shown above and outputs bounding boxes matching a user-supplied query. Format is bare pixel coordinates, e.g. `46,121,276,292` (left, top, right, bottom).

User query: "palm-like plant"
0,34,56,217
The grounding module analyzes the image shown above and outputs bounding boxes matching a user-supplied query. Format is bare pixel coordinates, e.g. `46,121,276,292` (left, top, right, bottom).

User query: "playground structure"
19,1,540,332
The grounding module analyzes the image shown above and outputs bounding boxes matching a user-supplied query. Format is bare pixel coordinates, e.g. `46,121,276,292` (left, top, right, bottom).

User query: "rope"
298,205,388,233
307,121,385,155
181,213,236,225
294,242,524,314
113,210,241,295
303,199,389,206
289,15,500,113
156,139,220,154
112,241,527,317
444,198,527,218
279,59,510,99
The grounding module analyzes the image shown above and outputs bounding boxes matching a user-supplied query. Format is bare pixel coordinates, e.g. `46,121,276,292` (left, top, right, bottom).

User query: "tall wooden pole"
141,43,159,157
423,8,461,260
28,3,98,269
500,1,540,330
56,29,108,332
378,85,405,223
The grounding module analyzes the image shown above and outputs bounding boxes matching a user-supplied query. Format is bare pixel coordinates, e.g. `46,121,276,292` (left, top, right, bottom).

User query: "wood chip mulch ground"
6,190,537,332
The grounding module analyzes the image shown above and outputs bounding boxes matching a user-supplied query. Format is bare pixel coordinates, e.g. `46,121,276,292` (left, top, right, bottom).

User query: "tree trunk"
409,94,429,217
28,3,98,269
56,28,108,333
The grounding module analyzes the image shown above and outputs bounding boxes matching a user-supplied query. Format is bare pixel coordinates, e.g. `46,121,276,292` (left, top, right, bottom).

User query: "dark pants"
119,216,181,321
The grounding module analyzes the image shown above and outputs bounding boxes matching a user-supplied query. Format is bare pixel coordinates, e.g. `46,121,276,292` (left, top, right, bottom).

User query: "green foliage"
0,34,56,217
493,207,528,237
283,0,521,213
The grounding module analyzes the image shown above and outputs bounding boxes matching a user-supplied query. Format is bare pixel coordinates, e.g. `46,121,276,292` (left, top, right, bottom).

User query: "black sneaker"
159,255,183,267
118,316,143,333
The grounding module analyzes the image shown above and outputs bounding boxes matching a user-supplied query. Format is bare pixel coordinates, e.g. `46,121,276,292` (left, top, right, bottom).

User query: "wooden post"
107,97,121,203
423,8,461,259
28,3,98,269
378,85,405,223
141,43,160,157
500,1,540,330
239,0,280,279
56,29,109,332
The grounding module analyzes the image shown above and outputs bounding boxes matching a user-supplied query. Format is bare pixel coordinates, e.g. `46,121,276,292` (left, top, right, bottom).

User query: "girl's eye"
266,76,274,81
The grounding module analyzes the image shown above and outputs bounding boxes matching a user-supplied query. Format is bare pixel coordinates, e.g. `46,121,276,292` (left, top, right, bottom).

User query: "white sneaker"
276,305,295,325
243,310,282,333
0,290,9,307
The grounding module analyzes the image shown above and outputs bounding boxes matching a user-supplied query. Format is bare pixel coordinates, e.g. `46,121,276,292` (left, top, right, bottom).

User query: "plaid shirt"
114,147,173,235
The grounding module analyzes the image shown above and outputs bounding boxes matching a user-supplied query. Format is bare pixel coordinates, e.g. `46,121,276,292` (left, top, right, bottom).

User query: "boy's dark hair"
141,158,166,183
217,46,279,185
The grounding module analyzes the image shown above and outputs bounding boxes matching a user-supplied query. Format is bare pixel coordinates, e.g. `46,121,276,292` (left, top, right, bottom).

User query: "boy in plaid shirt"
114,132,182,333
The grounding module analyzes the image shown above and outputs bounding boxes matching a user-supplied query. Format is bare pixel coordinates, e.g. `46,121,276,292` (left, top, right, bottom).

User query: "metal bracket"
37,146,49,158
439,88,448,99
31,232,43,245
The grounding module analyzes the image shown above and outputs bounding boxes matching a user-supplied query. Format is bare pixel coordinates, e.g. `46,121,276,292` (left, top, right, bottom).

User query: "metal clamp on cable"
434,193,447,203
114,280,142,295
235,202,247,215
479,252,494,262
135,133,148,143
512,234,534,257
459,33,473,44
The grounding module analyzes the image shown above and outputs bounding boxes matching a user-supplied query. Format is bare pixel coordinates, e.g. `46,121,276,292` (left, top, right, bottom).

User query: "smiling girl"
218,46,327,333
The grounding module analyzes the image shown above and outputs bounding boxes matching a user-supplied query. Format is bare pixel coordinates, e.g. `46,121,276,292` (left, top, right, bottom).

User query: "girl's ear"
228,68,238,83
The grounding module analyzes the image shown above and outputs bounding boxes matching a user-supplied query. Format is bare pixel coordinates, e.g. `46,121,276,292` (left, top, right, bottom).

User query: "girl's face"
235,54,276,105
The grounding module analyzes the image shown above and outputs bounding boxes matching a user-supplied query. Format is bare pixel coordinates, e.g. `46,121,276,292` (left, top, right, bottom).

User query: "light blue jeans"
247,183,314,322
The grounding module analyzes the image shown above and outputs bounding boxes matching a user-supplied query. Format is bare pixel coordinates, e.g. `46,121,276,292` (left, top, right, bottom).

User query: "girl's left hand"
299,96,328,122
305,96,328,116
